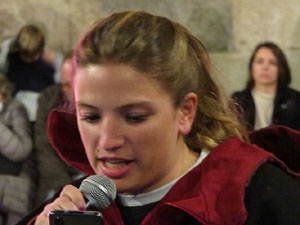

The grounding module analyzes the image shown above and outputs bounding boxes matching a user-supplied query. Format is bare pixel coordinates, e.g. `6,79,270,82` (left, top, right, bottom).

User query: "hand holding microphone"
34,175,116,225
79,174,117,211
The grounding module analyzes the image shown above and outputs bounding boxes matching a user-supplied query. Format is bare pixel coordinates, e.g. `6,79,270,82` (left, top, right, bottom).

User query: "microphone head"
79,175,117,210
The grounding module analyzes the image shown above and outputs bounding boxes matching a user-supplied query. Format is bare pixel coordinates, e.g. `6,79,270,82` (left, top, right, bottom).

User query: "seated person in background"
232,42,300,130
18,11,300,225
0,74,33,225
0,24,55,122
34,51,84,207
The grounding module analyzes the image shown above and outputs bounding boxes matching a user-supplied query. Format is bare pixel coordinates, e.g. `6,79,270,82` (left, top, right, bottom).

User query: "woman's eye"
255,58,263,64
270,60,277,66
125,114,148,123
80,114,100,123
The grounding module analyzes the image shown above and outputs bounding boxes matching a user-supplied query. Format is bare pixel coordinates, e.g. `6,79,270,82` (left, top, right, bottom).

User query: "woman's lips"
99,158,134,179
104,160,128,168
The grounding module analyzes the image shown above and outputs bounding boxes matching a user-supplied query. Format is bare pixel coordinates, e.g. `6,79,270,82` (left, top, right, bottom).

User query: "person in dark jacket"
18,11,300,225
4,24,55,122
232,41,300,131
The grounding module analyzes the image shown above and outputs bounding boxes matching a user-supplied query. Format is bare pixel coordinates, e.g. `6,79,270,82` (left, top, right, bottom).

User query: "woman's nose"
98,118,125,151
262,61,270,70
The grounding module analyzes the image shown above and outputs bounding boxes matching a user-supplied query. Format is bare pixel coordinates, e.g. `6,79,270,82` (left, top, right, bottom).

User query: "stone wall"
216,0,300,94
0,0,100,52
232,0,300,52
1,0,299,95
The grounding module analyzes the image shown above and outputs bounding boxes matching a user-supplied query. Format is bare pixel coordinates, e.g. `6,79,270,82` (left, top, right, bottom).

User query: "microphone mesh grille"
79,175,117,210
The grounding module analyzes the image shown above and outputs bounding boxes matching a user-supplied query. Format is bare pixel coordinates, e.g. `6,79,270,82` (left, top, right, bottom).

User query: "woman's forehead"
74,64,172,103
75,64,163,88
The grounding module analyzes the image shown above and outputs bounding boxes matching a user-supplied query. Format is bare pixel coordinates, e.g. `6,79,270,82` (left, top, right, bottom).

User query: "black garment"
0,154,22,175
244,162,300,225
232,87,300,130
6,52,54,93
118,201,157,225
16,162,300,225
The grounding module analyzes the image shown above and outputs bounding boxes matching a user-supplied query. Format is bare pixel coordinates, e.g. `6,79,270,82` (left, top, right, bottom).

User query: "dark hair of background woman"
246,41,291,89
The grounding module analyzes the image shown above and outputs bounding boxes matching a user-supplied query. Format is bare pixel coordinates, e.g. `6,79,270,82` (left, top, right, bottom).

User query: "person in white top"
232,42,300,131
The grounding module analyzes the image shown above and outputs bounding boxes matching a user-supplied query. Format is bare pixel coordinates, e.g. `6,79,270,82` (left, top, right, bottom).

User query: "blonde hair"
74,11,247,151
15,24,45,60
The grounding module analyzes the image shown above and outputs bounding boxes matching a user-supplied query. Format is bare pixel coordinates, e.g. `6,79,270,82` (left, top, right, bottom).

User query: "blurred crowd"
0,24,84,225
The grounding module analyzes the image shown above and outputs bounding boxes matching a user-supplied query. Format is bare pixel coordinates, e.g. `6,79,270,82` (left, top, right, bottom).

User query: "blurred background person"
0,74,34,225
34,51,84,207
0,24,55,123
232,41,300,130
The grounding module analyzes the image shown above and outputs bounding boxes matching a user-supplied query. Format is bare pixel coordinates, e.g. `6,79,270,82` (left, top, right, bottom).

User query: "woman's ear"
178,92,198,136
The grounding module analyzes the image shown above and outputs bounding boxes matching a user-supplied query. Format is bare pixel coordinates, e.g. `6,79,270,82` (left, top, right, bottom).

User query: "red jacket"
100,137,297,225
28,110,298,225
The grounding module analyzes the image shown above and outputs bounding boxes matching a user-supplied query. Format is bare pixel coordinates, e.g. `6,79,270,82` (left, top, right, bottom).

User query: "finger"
34,185,85,225
59,185,86,209
35,196,80,225
35,213,48,225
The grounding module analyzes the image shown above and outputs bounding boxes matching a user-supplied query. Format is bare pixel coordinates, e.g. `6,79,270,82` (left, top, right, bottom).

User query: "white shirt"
15,91,40,122
252,89,275,130
118,148,210,206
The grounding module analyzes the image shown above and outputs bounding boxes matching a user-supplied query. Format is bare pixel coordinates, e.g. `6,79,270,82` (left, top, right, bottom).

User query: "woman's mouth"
104,160,129,168
100,159,134,178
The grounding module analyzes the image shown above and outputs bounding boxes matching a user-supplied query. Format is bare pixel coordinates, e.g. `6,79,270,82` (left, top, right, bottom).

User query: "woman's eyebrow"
76,101,98,110
76,101,154,111
117,101,154,111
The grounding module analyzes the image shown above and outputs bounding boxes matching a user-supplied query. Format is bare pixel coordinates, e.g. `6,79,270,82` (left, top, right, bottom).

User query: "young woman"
232,42,300,131
19,11,300,225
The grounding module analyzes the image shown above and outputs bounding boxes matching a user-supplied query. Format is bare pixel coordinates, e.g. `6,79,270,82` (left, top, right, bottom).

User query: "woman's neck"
118,149,209,207
254,83,277,94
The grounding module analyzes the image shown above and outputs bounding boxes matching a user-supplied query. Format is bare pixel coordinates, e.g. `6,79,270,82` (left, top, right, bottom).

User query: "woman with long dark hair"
232,42,300,131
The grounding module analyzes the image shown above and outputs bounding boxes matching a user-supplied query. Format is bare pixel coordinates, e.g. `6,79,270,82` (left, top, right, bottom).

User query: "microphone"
79,175,117,210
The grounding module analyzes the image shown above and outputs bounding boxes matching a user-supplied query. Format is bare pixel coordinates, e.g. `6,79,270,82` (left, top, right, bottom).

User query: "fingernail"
79,206,86,211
